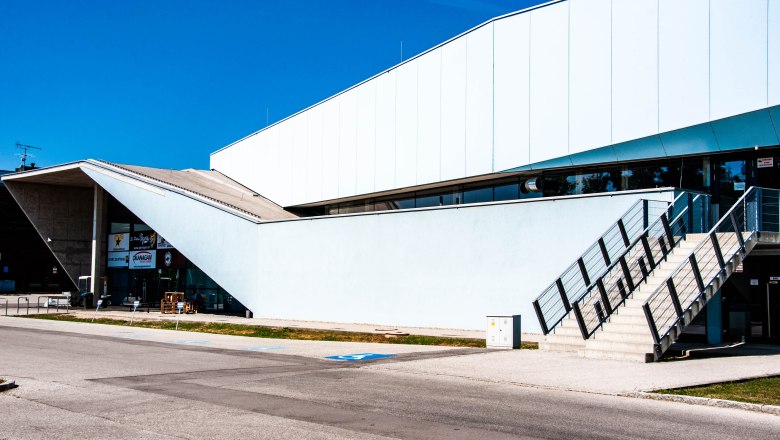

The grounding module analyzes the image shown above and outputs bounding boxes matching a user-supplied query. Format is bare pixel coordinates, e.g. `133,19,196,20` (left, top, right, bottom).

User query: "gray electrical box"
486,315,521,349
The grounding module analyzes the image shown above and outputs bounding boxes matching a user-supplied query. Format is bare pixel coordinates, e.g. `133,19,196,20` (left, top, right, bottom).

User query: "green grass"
24,313,538,349
657,376,780,406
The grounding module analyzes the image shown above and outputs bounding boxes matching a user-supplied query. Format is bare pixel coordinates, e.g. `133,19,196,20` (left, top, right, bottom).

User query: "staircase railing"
643,187,780,356
570,192,710,339
533,193,701,335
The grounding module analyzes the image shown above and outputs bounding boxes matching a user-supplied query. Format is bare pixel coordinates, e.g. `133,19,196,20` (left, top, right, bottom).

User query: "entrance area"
721,254,780,344
104,195,246,314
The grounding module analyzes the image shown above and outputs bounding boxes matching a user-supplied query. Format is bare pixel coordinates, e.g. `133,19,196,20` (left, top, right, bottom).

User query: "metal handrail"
643,187,779,352
0,298,7,316
570,193,709,339
532,199,647,334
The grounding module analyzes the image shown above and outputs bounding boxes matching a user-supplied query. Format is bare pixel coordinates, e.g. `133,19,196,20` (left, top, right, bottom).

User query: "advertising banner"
108,233,129,252
156,249,187,269
157,235,174,249
129,250,157,269
130,231,157,250
107,251,129,268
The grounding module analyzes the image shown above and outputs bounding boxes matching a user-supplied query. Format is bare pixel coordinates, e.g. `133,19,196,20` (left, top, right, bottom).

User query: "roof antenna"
15,142,41,170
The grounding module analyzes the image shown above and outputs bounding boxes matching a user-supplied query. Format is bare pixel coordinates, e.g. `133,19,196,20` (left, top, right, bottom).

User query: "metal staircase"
642,187,780,361
534,191,710,345
538,187,780,362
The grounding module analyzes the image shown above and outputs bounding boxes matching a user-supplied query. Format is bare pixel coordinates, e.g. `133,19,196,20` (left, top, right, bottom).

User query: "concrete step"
539,341,586,352
580,348,653,363
552,325,583,337
611,306,646,317
544,334,586,346
585,339,655,354
598,322,653,334
592,329,654,343
606,314,647,326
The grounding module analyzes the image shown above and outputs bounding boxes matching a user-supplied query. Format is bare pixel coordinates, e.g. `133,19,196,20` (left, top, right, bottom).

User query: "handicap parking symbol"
325,353,395,362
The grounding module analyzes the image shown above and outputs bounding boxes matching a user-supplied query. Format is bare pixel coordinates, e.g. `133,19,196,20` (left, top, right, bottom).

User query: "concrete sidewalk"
1,294,542,342
3,315,779,396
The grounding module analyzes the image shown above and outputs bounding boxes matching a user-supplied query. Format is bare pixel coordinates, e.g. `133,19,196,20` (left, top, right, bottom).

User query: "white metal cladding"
80,162,675,332
211,0,778,207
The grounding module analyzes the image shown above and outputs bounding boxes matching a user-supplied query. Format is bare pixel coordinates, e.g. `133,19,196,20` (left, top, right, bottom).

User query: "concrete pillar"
90,185,106,305
706,290,723,344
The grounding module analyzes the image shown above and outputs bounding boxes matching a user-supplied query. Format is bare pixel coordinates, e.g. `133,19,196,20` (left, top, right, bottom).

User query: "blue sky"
0,0,543,171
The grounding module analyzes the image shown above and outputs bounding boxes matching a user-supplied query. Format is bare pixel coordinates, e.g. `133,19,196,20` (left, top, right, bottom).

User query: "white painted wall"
211,0,775,207
77,164,677,334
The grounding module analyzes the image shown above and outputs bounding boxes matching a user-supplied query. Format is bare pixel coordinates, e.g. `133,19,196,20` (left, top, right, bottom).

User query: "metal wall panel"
263,126,281,203
395,62,418,188
321,99,340,201
291,114,308,205
529,2,569,163
306,106,324,202
768,0,779,106
440,38,468,181
277,121,294,205
493,13,530,172
465,24,494,175
612,0,658,144
416,49,442,185
355,82,377,195
569,0,611,155
338,90,358,197
374,71,397,191
659,0,709,133
710,0,768,120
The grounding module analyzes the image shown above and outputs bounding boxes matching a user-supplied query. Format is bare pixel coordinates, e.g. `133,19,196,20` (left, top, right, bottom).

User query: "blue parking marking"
241,346,286,351
173,340,210,345
325,353,396,362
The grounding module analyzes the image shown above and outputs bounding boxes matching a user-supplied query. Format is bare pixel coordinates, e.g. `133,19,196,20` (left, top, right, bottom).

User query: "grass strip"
24,313,537,349
656,376,780,407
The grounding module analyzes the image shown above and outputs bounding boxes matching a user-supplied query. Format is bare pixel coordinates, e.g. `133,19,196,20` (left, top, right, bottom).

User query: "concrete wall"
251,189,674,332
80,164,675,333
211,0,777,207
4,182,94,286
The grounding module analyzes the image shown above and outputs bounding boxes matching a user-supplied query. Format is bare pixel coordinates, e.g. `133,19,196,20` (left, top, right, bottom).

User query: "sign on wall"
157,235,174,249
156,248,186,269
757,157,774,169
130,232,157,250
129,250,156,269
107,252,129,268
108,233,129,252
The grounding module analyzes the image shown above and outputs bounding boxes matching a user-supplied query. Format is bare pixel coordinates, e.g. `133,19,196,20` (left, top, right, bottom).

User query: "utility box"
486,315,521,349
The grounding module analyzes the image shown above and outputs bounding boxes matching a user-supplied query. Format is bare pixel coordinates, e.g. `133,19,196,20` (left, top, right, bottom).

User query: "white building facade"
4,0,780,341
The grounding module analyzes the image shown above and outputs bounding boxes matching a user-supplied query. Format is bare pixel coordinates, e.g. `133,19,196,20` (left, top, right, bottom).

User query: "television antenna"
16,142,41,169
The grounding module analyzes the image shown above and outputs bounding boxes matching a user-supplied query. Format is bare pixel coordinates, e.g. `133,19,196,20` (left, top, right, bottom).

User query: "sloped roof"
104,162,298,221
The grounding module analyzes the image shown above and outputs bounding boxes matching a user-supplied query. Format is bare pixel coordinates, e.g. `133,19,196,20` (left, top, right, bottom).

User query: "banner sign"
156,249,186,269
129,250,157,269
157,235,174,249
107,252,129,268
108,233,129,252
130,231,157,250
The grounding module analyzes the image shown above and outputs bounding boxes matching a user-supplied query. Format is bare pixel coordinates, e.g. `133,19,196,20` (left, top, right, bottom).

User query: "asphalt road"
1,325,779,439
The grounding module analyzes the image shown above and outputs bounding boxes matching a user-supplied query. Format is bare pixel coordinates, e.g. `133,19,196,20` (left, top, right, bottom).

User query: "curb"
628,392,780,416
0,379,17,392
